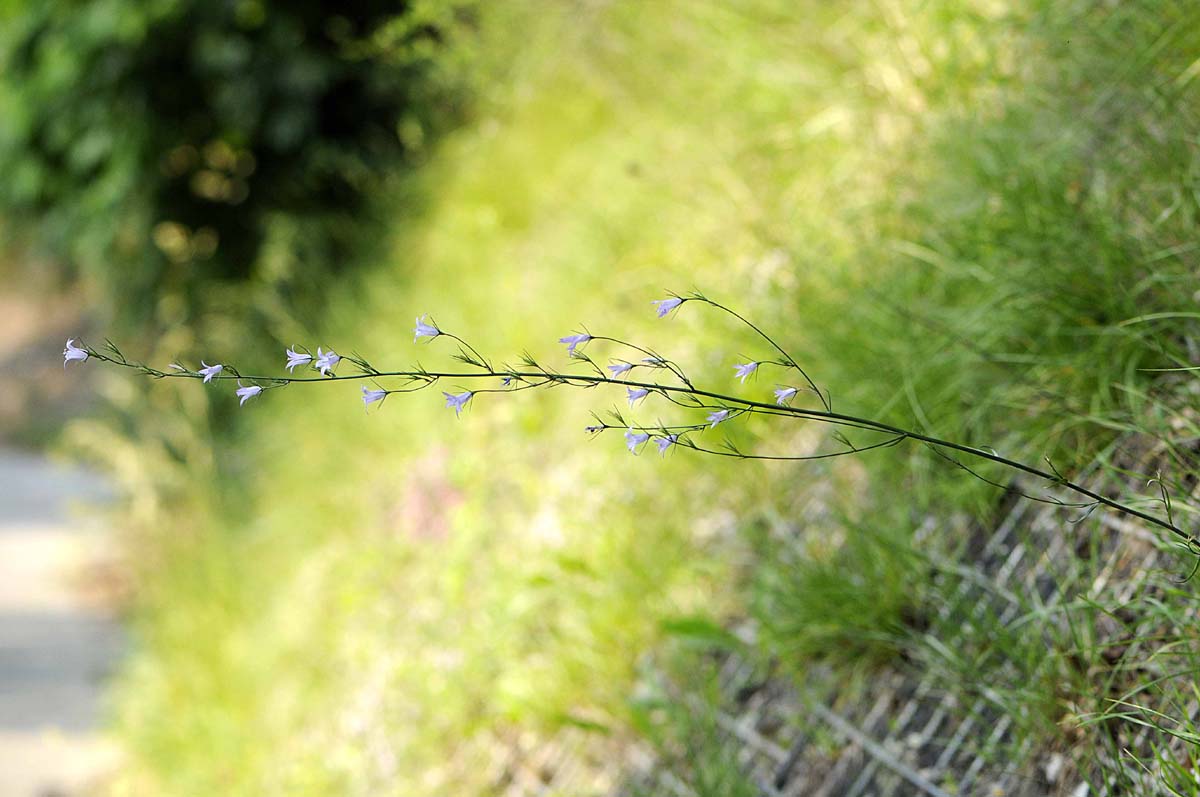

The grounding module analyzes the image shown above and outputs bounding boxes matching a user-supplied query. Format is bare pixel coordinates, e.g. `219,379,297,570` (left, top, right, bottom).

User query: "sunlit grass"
99,0,1200,793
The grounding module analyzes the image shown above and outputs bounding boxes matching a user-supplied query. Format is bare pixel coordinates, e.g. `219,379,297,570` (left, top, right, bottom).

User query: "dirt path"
0,448,123,796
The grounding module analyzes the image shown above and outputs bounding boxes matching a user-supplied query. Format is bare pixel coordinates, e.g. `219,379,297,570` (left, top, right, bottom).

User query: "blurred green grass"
84,0,1200,793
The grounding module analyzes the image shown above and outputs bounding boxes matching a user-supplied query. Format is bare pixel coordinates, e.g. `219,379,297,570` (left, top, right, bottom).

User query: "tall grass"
87,0,1200,793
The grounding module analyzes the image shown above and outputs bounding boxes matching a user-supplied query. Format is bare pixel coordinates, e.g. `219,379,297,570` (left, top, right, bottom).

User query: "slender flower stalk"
65,292,1200,554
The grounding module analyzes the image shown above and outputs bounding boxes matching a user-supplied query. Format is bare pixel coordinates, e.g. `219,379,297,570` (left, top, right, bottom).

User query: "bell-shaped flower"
315,347,340,376
63,339,89,368
655,434,678,455
625,428,650,454
443,391,473,417
236,381,262,406
627,387,649,407
652,297,683,318
285,346,313,373
607,362,633,378
558,333,591,357
362,386,387,408
733,361,759,383
707,409,730,427
774,386,798,405
199,360,224,383
414,315,441,342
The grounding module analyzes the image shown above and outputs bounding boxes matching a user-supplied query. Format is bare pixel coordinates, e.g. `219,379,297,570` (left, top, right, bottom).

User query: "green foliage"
68,0,1200,793
0,0,474,329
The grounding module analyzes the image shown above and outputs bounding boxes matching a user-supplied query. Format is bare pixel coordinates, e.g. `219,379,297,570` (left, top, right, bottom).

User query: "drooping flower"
235,381,262,406
627,387,649,406
652,296,683,318
558,333,591,357
733,361,759,383
707,409,731,427
315,347,340,376
198,360,223,383
63,339,88,367
607,362,633,378
774,386,798,405
285,346,313,373
655,434,678,455
443,391,473,417
625,428,650,454
361,386,387,408
414,315,441,343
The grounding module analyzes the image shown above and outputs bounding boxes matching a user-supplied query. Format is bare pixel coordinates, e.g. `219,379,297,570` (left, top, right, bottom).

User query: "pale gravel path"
0,448,122,796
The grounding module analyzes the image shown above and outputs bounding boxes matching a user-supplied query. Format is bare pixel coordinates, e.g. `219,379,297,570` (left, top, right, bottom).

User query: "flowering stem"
80,346,1193,549
693,294,830,411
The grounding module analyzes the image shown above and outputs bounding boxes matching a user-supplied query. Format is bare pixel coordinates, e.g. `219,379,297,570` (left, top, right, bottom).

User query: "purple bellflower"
733,362,759,383
443,391,473,417
63,339,88,367
285,347,313,372
236,382,262,406
652,297,683,318
199,361,223,383
558,333,591,357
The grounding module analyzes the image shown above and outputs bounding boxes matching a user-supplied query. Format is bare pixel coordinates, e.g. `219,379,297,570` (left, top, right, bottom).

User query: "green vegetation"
43,0,1200,793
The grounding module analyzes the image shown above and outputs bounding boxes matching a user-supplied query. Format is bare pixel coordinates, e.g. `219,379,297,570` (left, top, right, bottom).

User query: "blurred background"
3,0,1200,794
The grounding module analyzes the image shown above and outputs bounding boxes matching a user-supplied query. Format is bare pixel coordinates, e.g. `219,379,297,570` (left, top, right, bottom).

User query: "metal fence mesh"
488,442,1200,796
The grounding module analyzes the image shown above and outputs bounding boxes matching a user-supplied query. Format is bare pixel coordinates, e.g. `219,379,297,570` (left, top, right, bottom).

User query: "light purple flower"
655,434,678,455
652,297,683,318
315,347,340,376
443,391,473,417
774,386,798,405
625,428,650,454
707,409,730,427
362,386,387,408
607,362,633,378
414,315,441,342
235,381,262,406
199,360,223,383
627,387,649,406
733,361,759,383
285,346,312,373
558,333,591,357
63,339,88,367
